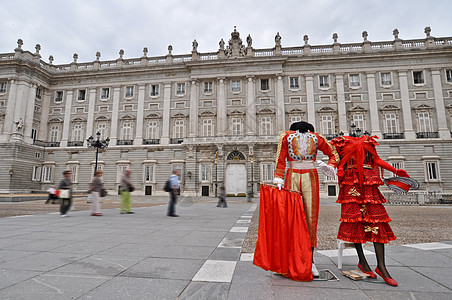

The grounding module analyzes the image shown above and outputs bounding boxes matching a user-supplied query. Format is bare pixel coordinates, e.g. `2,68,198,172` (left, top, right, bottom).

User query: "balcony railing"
143,139,160,145
33,140,60,147
416,132,439,139
170,138,184,144
324,134,340,140
117,139,134,145
67,141,84,146
383,133,405,139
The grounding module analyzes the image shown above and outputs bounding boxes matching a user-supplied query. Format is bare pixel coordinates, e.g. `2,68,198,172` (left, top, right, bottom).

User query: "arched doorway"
225,150,247,196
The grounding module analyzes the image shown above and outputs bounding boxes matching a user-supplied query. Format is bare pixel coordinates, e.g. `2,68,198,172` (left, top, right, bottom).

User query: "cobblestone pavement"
2,195,452,252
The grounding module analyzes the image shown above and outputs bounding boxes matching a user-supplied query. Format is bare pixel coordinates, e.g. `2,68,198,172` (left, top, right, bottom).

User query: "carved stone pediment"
257,108,275,114
225,27,246,58
318,106,336,113
349,105,367,112
414,104,433,111
380,104,400,111
145,113,161,119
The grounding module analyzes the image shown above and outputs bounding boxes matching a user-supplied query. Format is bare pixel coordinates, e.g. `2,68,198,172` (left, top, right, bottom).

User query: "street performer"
254,121,339,280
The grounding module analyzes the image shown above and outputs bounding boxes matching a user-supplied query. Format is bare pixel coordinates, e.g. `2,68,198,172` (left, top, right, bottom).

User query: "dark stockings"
311,247,314,263
354,242,392,278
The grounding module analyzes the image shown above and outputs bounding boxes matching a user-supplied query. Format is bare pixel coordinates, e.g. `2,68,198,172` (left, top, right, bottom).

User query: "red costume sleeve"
274,131,289,181
316,133,340,168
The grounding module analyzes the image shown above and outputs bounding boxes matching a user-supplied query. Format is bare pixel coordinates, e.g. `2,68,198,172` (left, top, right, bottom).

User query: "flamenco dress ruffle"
337,168,396,244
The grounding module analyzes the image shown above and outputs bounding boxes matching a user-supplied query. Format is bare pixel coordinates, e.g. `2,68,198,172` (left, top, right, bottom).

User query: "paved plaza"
0,198,451,299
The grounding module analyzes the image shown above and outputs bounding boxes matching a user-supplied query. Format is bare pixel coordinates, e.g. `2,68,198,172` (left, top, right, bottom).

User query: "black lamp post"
87,132,110,176
214,151,218,197
250,151,254,195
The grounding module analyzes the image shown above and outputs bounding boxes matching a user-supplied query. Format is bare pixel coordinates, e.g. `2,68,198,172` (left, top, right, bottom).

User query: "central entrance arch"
225,150,247,196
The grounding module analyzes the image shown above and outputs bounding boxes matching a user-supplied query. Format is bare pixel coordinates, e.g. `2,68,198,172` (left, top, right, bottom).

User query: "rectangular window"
260,79,269,91
125,86,134,98
204,82,213,93
174,120,184,138
349,74,360,87
231,80,241,92
32,166,41,181
72,124,83,141
151,84,159,96
289,116,302,125
78,89,86,101
446,69,452,83
319,75,329,88
35,88,42,99
413,71,424,84
50,125,60,142
144,165,154,182
260,116,272,135
31,128,38,141
97,123,107,140
176,83,185,95
352,115,365,131
385,113,398,133
262,163,275,182
42,166,52,183
200,164,211,182
117,165,129,182
390,161,404,177
381,73,392,86
289,77,299,89
101,88,110,99
147,121,159,139
426,161,439,181
68,165,78,183
231,118,242,135
55,91,63,103
202,119,213,137
0,82,6,93
418,112,431,132
121,122,132,140
321,115,334,135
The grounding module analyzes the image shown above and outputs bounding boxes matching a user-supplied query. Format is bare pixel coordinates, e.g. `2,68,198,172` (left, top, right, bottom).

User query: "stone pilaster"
60,90,73,147
305,76,316,126
398,71,416,140
336,74,348,135
275,74,285,133
246,76,256,136
160,83,171,145
38,90,51,141
431,69,449,139
134,84,146,145
85,88,97,144
2,79,17,137
217,78,226,136
189,80,199,138
366,73,381,137
109,87,120,145
23,83,37,144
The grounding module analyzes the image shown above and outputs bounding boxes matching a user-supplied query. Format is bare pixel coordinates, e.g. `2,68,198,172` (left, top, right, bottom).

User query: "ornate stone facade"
0,28,451,196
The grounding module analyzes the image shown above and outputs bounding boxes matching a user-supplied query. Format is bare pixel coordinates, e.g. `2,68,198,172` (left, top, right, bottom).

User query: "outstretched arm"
374,157,409,177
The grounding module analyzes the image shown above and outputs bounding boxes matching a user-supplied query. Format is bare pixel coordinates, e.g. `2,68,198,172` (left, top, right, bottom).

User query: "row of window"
33,159,441,186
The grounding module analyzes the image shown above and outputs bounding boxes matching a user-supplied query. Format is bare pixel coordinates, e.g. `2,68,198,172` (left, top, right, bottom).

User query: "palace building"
1,27,451,196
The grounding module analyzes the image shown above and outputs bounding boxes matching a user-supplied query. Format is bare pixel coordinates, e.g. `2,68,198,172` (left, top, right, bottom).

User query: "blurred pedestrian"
120,170,135,214
217,186,227,207
89,170,104,216
247,185,253,202
58,170,73,217
167,169,180,217
45,185,57,204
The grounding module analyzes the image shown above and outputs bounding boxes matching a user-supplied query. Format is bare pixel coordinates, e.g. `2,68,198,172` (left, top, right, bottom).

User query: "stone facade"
1,28,452,196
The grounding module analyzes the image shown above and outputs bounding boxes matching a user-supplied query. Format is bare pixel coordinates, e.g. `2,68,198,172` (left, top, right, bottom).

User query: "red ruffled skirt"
336,169,396,244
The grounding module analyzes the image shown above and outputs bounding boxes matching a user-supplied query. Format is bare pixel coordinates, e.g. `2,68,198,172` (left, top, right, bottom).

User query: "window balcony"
324,134,339,140
33,140,60,147
143,139,160,145
117,139,134,145
170,138,184,144
383,133,405,139
67,141,84,146
416,132,439,139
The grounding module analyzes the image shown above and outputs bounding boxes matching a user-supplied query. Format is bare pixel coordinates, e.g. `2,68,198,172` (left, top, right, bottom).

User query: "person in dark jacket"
58,170,73,217
89,170,104,216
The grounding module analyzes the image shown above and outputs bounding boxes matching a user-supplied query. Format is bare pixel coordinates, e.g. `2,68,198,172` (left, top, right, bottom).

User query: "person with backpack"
166,169,180,217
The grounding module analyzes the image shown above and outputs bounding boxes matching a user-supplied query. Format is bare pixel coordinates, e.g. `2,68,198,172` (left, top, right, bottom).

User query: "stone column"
160,83,171,145
398,71,416,140
60,90,73,147
85,88,97,144
275,74,285,133
38,90,51,141
246,76,256,136
109,87,121,145
366,73,381,137
189,80,199,138
2,79,17,137
134,84,146,145
217,77,226,137
431,70,449,139
305,76,316,126
24,83,37,143
336,74,348,134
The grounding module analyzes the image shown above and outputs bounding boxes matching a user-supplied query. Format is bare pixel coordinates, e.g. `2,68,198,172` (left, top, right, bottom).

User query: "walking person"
58,170,73,217
217,186,227,207
45,185,57,204
89,170,104,216
120,170,135,214
167,169,180,217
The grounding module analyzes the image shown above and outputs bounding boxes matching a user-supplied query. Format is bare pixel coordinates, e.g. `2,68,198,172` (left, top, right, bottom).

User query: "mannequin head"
290,121,315,133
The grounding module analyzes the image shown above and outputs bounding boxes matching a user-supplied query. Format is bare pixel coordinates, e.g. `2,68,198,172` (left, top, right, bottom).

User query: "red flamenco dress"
330,135,396,244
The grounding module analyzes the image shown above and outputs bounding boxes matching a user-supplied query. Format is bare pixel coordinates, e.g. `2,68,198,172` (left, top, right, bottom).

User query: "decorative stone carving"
143,47,148,57
225,27,245,58
192,39,198,52
424,26,431,37
362,31,368,41
16,39,23,49
73,53,78,63
333,33,338,43
303,35,309,45
275,32,281,46
167,45,173,55
119,49,124,59
14,118,24,133
393,28,399,39
35,44,41,55
96,52,101,61
219,38,225,50
246,34,252,47
49,55,54,64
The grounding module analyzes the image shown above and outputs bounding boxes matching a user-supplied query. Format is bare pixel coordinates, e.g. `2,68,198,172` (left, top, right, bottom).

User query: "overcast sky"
1,0,452,65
